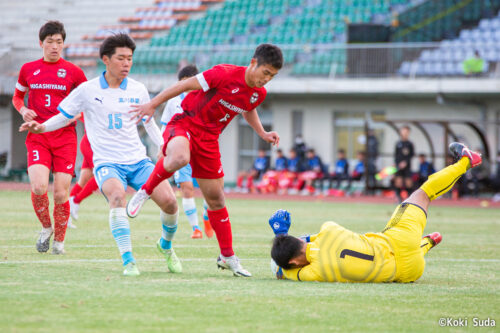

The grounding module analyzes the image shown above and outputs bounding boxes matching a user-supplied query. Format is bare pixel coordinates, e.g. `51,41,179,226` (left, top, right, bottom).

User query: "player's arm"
142,118,164,148
282,265,318,282
242,109,280,146
20,83,86,134
19,113,73,134
130,77,201,124
12,66,37,122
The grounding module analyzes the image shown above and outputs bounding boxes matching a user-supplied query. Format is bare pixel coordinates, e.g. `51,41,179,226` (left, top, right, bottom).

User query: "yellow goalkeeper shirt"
283,222,397,282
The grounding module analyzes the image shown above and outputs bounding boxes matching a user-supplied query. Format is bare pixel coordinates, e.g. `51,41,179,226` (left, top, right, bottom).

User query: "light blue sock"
203,200,209,220
182,197,199,229
160,210,178,250
109,208,135,266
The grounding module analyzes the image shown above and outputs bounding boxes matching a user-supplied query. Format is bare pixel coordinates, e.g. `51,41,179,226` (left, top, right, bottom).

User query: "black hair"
276,149,283,153
99,33,136,59
338,148,345,154
418,153,426,158
400,125,411,131
271,235,303,270
178,64,199,80
39,21,66,42
253,43,283,69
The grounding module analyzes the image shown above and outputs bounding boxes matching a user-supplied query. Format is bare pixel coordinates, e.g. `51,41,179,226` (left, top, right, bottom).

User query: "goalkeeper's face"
271,235,308,269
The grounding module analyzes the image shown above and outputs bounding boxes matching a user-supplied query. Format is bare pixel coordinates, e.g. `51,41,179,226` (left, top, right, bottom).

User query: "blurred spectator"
351,151,366,181
295,148,326,195
277,148,302,194
274,149,288,171
293,134,308,171
416,153,435,187
366,128,379,190
236,149,269,193
257,149,288,194
463,50,484,76
393,125,414,202
330,148,350,189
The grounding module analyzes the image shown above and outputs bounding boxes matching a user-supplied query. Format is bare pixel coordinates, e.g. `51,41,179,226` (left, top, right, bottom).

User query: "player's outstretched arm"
19,113,73,134
130,77,202,124
243,109,280,146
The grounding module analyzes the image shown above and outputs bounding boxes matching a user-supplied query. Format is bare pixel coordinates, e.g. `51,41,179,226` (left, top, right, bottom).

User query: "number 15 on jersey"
108,113,122,129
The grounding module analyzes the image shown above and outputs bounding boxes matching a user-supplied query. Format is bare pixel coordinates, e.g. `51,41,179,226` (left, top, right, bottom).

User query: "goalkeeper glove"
269,209,291,235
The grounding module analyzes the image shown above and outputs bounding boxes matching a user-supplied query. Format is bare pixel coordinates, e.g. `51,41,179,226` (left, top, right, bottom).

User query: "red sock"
74,177,98,204
142,157,173,195
31,192,52,228
207,206,234,257
247,176,254,189
53,201,70,242
236,176,244,188
69,183,82,198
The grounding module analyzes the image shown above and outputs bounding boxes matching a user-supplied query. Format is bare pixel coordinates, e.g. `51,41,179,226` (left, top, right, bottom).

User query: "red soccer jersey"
178,64,267,134
15,57,87,123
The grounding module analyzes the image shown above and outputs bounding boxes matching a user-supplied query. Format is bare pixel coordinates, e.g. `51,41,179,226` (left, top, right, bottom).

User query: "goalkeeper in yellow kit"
270,142,482,283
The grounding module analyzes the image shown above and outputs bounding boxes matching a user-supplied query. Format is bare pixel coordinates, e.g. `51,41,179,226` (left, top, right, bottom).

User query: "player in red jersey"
12,21,87,254
127,44,283,277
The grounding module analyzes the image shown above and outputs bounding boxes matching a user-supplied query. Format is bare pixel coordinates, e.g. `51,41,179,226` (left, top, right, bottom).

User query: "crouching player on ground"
269,143,481,283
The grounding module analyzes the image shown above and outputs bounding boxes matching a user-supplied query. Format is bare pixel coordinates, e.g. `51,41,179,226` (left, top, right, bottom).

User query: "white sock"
160,210,178,250
182,197,199,229
203,199,209,220
109,208,134,265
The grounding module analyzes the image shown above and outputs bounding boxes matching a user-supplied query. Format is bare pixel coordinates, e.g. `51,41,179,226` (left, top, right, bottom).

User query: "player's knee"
205,197,225,210
160,195,178,214
108,192,126,208
53,189,69,204
165,154,189,172
31,183,48,195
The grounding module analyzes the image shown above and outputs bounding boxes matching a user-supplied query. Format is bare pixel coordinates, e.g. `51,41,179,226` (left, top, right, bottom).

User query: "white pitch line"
0,258,262,264
0,258,498,265
0,244,264,249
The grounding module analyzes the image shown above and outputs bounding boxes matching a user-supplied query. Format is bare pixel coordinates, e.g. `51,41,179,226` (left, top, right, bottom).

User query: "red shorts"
26,127,77,175
163,118,223,179
80,134,94,169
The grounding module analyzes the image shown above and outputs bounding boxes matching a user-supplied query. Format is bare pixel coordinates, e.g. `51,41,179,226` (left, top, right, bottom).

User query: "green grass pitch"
0,190,499,332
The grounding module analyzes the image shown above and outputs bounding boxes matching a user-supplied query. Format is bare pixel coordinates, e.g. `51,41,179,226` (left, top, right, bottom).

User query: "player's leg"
97,165,139,276
50,129,77,248
198,178,252,277
420,142,481,201
69,168,95,221
127,136,190,217
180,181,203,238
28,164,53,253
51,172,72,254
202,198,213,238
420,232,442,256
150,179,182,273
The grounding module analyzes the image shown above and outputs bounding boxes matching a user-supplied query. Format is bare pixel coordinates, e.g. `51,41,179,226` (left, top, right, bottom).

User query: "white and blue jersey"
57,72,158,190
161,92,194,186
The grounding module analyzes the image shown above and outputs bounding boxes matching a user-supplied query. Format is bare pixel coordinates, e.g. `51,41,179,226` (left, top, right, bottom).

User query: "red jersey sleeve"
13,64,28,112
196,64,227,92
73,66,87,89
15,64,28,93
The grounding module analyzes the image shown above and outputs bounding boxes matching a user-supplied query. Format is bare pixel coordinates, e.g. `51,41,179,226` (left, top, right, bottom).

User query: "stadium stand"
397,1,500,77
0,0,149,48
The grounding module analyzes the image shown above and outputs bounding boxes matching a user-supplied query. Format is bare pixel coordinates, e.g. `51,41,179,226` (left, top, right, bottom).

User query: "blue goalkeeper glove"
269,209,291,235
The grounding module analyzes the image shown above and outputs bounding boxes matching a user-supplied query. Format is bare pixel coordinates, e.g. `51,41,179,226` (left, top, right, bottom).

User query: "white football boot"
126,189,150,218
36,227,53,253
217,254,252,277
